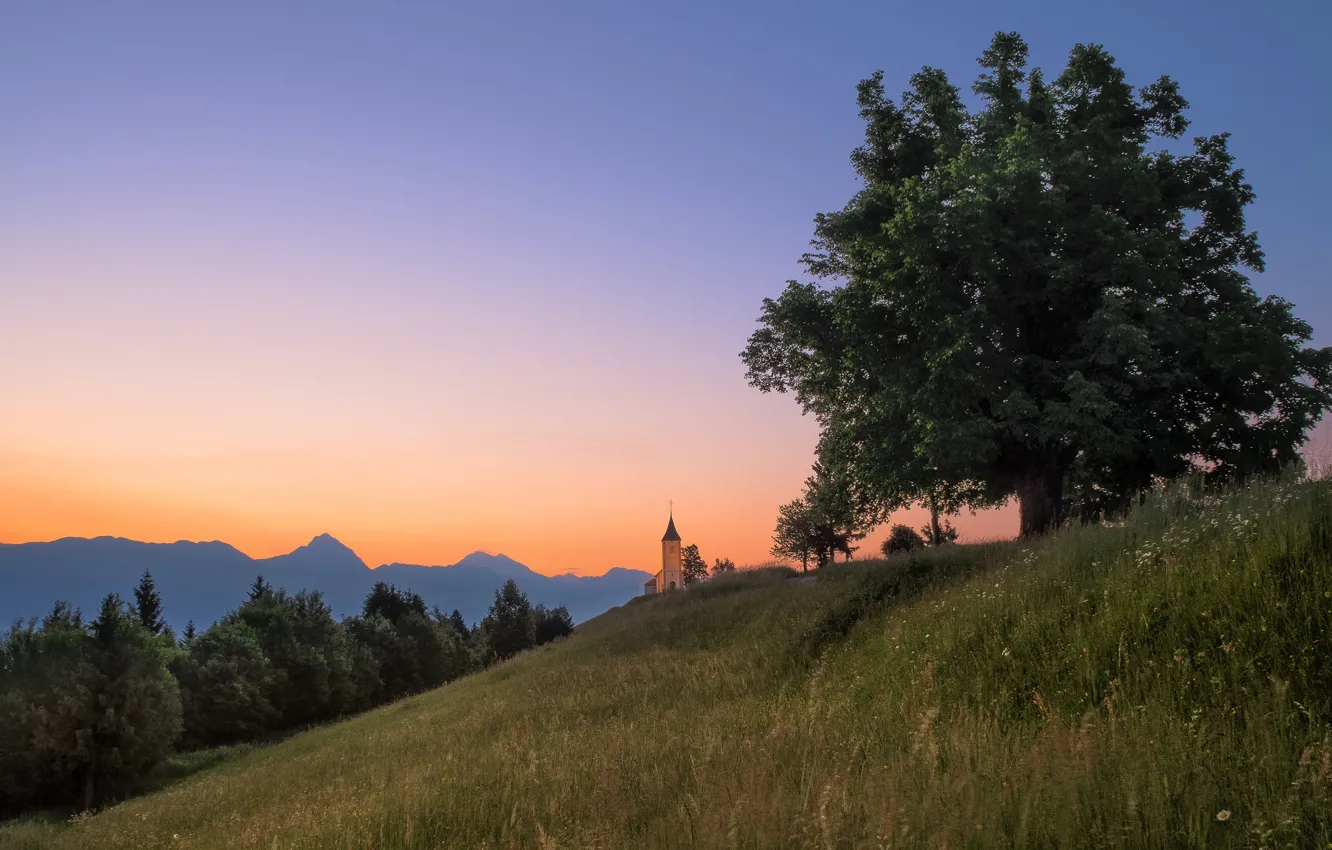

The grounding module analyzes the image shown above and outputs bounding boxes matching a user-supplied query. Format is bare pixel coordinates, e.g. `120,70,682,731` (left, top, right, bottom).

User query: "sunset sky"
3,1,1330,576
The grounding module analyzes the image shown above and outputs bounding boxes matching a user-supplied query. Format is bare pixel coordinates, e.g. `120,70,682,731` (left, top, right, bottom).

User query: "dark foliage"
132,570,167,636
742,32,1332,536
882,524,926,557
3,566,573,816
681,544,709,585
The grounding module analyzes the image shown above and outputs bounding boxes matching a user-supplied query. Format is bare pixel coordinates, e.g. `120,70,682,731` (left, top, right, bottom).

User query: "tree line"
0,571,572,815
749,31,1331,556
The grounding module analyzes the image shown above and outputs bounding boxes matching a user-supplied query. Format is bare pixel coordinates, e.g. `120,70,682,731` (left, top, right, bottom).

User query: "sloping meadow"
5,477,1330,849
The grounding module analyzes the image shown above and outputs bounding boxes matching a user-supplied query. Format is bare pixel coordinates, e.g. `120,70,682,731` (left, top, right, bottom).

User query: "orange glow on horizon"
0,447,1018,577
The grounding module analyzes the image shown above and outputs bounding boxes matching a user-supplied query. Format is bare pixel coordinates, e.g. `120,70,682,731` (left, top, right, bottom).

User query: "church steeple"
661,505,681,542
657,504,683,592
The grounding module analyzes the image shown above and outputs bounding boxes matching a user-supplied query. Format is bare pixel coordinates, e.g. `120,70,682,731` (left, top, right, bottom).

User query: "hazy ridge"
0,534,651,630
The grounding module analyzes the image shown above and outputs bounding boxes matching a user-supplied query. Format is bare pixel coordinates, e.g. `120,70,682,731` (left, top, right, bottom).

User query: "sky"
2,1,1330,576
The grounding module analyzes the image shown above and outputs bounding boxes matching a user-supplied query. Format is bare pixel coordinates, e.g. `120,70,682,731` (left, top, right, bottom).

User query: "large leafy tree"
742,32,1332,535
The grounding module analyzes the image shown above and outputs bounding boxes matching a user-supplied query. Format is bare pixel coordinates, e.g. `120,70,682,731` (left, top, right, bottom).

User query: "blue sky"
2,1,1328,570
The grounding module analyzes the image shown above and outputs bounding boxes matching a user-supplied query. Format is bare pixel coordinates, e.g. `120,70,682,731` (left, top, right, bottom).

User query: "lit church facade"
642,509,682,594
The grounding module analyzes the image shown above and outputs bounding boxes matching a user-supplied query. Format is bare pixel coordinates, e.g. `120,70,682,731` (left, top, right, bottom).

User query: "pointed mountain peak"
259,533,367,571
451,551,538,580
307,532,351,550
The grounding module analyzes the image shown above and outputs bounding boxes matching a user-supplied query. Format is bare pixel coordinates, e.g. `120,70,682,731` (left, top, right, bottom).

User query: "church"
642,508,682,594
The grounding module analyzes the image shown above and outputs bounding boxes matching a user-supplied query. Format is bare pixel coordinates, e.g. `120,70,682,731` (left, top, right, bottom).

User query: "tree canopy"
882,524,926,557
680,544,709,585
742,32,1332,535
770,463,877,570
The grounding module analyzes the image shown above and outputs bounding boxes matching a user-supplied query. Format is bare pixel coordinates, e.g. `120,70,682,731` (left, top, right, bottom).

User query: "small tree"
482,579,535,661
809,462,878,564
771,499,816,571
447,608,470,639
882,525,926,557
680,544,709,585
919,516,959,547
131,570,166,635
919,490,961,546
773,462,879,569
533,605,575,644
247,575,271,602
711,557,736,576
180,621,197,647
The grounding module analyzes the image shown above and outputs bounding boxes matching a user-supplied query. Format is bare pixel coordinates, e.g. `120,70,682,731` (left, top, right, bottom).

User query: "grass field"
3,476,1330,849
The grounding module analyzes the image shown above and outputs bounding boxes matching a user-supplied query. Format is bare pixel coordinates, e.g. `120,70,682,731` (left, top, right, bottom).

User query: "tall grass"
4,476,1329,848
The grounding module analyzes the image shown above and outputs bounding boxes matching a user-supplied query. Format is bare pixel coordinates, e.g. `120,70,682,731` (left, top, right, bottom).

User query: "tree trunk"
928,496,943,547
82,765,95,812
1017,466,1064,537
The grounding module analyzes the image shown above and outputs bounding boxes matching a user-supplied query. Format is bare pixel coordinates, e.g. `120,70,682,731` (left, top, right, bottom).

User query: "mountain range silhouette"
0,535,652,631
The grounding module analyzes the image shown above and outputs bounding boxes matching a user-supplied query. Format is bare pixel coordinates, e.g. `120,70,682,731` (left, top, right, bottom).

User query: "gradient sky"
3,1,1330,576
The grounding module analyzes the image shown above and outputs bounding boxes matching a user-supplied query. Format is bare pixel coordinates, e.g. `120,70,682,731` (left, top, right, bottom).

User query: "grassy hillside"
4,477,1331,849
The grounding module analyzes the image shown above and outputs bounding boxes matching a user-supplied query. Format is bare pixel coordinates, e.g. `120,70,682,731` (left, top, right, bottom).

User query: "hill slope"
5,477,1331,848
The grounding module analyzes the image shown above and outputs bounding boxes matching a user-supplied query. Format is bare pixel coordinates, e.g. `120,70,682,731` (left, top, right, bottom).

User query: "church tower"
659,506,682,591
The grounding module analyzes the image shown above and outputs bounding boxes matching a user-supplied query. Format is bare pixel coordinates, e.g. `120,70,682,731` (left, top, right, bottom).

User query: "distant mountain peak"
260,533,367,572
451,551,537,580
307,532,350,550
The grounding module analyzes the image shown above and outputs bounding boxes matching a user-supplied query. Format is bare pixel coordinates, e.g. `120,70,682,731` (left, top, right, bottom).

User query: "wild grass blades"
4,474,1329,848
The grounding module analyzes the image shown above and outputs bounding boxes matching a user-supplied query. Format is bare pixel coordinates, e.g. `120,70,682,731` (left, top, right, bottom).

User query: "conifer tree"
247,574,271,602
448,608,470,639
132,570,166,635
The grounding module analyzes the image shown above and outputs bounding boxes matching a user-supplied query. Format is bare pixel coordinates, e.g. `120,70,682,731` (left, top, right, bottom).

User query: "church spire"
661,504,681,542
